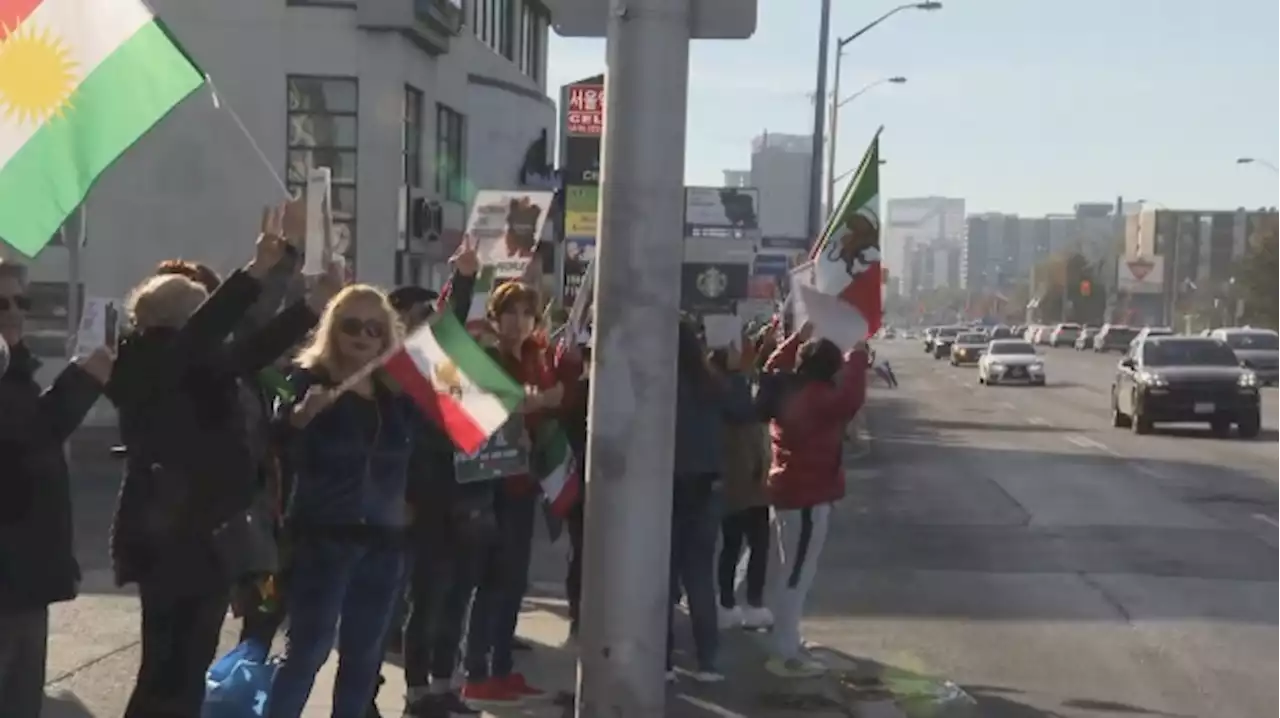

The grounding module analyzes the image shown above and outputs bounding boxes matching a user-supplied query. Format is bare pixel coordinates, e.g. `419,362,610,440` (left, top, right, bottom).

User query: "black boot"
366,675,386,718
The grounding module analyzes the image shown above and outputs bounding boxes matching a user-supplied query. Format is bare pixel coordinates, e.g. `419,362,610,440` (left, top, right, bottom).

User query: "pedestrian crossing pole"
553,0,756,713
575,0,693,714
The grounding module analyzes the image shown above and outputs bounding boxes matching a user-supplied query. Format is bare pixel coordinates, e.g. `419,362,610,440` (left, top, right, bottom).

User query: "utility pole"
552,1,755,713
805,0,833,242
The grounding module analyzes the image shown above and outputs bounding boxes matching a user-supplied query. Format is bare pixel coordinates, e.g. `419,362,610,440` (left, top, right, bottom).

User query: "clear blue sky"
546,0,1279,216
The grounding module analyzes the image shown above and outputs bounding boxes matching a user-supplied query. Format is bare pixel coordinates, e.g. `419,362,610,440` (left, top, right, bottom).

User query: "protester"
266,284,417,718
561,342,591,645
666,317,756,682
389,246,490,718
461,281,581,705
711,347,774,631
761,322,867,678
0,258,113,718
106,210,318,718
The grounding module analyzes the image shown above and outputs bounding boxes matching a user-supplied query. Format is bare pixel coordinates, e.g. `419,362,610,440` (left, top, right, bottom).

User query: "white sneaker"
691,670,725,683
717,605,743,630
740,606,774,629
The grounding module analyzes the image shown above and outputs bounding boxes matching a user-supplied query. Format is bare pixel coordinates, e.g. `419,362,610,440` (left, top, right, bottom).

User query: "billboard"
565,83,605,137
1118,255,1164,294
684,187,760,234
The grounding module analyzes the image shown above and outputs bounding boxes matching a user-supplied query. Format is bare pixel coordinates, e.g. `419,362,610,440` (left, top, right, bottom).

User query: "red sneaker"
460,678,522,705
499,673,547,699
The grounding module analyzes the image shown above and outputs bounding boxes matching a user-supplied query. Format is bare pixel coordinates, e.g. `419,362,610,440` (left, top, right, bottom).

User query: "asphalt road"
805,339,1278,718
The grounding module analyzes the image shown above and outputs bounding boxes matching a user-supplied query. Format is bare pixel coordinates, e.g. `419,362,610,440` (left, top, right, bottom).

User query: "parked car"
1049,323,1082,347
1093,324,1139,353
1074,326,1100,350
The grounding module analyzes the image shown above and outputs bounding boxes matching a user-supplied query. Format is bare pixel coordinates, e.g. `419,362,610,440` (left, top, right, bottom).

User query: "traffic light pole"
576,0,692,714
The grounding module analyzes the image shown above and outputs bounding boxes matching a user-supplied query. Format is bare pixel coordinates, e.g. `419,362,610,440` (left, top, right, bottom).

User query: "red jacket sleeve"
548,340,584,387
809,349,868,424
764,332,804,372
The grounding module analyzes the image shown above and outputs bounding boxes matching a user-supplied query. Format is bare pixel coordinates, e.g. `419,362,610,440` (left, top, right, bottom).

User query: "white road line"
1065,434,1117,455
1253,514,1279,530
1132,462,1169,479
998,401,1016,410
1026,416,1051,426
676,695,750,717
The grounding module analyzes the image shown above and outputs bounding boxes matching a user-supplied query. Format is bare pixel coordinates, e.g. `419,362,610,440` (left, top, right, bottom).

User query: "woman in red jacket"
761,322,867,679
462,281,581,706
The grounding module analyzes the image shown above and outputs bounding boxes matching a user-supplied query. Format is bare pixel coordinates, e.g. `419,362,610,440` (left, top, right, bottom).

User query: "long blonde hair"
295,284,403,374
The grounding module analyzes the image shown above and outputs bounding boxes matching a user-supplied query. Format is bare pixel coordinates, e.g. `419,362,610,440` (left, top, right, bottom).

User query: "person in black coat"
106,215,326,718
0,258,113,718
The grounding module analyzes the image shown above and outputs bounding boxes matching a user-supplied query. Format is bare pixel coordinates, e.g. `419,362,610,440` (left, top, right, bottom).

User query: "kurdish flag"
0,0,203,256
531,421,580,519
383,311,524,455
809,126,884,339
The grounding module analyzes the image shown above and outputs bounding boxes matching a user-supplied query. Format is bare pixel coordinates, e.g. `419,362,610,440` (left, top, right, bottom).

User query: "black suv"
932,326,962,359
1110,336,1262,438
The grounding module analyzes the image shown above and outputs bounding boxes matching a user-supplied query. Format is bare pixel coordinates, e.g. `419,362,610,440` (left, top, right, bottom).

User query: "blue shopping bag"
202,640,277,718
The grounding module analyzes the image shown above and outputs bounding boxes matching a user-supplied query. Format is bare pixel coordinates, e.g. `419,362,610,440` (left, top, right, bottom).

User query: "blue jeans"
464,492,536,681
268,538,405,718
666,474,721,672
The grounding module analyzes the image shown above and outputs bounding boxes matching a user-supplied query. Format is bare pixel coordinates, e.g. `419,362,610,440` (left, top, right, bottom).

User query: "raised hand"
248,204,289,279
74,346,115,386
450,234,481,278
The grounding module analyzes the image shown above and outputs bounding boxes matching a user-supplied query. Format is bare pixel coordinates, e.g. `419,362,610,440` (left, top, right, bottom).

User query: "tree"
1236,214,1278,328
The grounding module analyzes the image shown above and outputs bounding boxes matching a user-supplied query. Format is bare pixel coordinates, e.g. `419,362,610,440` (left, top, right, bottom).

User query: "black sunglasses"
0,295,31,312
338,317,387,339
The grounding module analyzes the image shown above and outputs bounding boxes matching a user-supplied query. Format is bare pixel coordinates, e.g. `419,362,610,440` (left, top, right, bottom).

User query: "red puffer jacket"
763,333,867,510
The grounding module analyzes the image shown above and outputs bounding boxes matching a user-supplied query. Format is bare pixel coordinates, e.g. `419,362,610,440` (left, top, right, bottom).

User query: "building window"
470,0,513,58
286,76,358,266
435,104,466,202
403,86,424,188
519,1,546,82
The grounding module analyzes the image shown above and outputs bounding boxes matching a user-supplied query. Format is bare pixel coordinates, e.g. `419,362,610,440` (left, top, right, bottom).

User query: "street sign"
546,0,757,39
1118,255,1164,294
1127,259,1153,281
566,84,605,136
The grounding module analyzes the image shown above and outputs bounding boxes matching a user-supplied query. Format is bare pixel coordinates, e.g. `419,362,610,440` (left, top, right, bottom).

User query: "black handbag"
211,495,280,579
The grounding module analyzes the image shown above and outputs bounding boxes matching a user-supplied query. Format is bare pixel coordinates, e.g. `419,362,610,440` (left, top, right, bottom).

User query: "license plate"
1194,402,1215,414
1009,367,1026,378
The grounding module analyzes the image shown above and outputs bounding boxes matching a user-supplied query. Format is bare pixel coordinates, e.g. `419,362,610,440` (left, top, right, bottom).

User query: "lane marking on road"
998,401,1016,411
1065,434,1117,455
1132,462,1170,479
1026,416,1051,426
676,695,750,717
1253,513,1279,530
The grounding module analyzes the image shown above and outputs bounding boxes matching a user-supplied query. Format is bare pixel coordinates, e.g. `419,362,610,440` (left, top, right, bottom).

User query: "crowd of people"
0,203,869,718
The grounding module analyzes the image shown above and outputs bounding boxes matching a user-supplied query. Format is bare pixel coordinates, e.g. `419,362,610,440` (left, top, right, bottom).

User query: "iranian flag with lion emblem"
809,126,883,338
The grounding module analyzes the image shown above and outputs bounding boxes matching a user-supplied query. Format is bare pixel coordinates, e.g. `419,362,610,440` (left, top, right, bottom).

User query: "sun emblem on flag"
824,208,881,278
0,22,78,125
432,359,465,401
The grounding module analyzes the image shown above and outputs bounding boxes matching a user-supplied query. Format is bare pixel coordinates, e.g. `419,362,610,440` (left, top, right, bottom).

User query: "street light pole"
826,76,905,207
805,1,942,241
1236,157,1280,174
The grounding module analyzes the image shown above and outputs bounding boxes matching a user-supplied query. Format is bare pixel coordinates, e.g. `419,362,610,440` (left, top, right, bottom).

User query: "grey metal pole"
806,0,833,242
825,47,843,216
575,0,691,714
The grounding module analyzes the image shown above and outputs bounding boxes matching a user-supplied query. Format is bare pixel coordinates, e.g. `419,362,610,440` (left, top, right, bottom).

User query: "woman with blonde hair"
107,207,324,718
267,284,425,718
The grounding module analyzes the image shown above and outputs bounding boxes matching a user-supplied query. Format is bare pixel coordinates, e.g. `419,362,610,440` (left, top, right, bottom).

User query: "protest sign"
73,297,122,356
466,190,554,281
795,283,868,350
454,416,530,484
303,167,333,276
702,314,742,350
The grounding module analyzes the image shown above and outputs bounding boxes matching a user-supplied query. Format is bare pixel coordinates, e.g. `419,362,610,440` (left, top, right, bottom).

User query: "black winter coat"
0,343,103,611
106,269,317,594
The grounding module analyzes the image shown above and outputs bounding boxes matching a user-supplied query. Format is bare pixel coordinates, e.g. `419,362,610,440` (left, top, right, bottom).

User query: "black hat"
388,286,439,312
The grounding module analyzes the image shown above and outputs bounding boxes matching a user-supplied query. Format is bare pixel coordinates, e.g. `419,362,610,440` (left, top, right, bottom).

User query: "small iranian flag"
809,126,884,339
531,421,580,519
0,0,204,256
383,311,524,455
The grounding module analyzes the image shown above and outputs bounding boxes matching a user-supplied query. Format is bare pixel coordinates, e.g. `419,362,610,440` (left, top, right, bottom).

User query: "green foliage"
1237,217,1278,329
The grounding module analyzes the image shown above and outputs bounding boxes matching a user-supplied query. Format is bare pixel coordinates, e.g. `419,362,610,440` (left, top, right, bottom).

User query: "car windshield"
937,327,960,338
1141,339,1239,367
1223,332,1279,350
957,334,987,344
992,327,1013,338
988,342,1036,356
1059,324,1080,331
1107,328,1138,341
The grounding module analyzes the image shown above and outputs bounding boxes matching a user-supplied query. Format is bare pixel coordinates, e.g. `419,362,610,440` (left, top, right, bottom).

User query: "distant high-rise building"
722,169,751,188
749,132,812,240
885,197,965,296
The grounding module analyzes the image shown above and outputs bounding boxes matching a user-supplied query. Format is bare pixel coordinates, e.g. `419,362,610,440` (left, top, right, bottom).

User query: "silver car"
978,340,1046,386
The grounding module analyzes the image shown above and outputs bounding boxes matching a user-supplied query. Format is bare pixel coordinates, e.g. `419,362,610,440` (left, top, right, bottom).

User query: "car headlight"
1238,371,1259,388
1138,371,1168,387
988,361,1004,370
1029,362,1044,372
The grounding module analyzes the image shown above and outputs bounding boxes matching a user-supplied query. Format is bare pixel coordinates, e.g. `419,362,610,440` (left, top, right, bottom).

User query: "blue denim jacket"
281,369,418,528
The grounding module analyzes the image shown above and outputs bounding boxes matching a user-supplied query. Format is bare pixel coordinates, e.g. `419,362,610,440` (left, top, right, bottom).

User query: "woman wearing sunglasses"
266,283,417,718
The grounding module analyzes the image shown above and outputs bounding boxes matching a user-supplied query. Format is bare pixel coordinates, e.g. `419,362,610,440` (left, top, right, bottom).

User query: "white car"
978,340,1046,386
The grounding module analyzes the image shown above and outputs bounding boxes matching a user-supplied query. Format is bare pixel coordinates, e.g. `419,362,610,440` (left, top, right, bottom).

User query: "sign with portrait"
454,416,530,484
